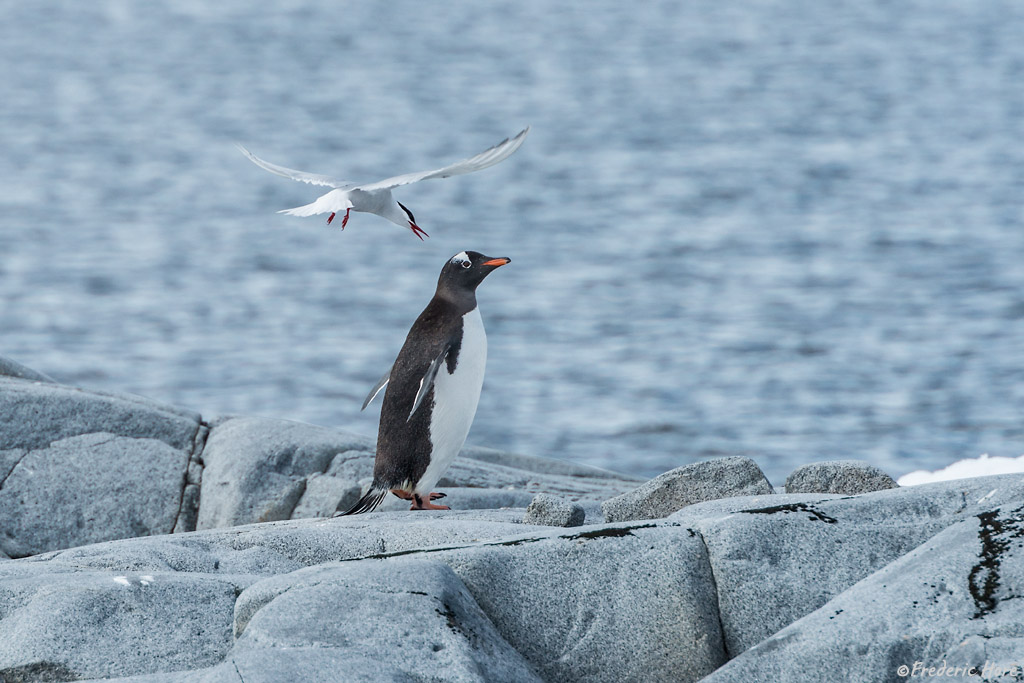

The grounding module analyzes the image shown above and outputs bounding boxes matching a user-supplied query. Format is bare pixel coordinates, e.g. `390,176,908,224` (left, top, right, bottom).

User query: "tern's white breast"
418,307,487,493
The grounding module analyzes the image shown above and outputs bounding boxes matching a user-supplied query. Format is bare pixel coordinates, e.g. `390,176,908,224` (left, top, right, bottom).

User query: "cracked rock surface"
5,356,1024,682
4,477,1024,682
702,500,1024,682
0,363,642,560
0,378,203,558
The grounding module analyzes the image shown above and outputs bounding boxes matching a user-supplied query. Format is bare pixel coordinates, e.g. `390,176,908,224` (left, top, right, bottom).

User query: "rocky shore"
1,357,1022,682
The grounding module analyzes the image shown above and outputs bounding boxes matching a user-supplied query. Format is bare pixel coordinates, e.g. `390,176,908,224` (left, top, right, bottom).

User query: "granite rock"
785,459,898,494
196,416,373,529
0,355,55,383
0,380,202,557
7,473,1024,682
231,560,542,682
435,521,726,682
0,378,200,452
671,473,1024,657
0,433,191,558
522,493,586,527
602,456,774,522
702,501,1024,683
197,416,640,529
0,571,244,681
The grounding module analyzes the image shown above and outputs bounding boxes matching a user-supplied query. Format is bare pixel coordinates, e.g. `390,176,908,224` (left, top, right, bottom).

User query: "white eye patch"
451,251,470,265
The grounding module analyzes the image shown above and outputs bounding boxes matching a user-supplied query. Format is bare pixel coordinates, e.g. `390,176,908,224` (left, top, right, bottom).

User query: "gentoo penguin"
340,251,510,514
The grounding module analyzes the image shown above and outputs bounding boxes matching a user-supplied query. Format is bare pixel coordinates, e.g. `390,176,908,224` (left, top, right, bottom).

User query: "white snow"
112,574,156,587
898,453,1024,486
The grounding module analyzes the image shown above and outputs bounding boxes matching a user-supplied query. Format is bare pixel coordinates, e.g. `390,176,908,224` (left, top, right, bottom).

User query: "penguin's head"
437,251,511,297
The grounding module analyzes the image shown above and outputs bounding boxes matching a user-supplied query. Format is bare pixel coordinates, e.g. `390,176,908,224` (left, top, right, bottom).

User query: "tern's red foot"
390,488,413,500
409,223,429,241
327,212,336,225
411,493,449,510
341,208,351,229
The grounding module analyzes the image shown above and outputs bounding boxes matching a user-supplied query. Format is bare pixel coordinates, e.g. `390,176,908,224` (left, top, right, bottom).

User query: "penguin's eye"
461,261,471,269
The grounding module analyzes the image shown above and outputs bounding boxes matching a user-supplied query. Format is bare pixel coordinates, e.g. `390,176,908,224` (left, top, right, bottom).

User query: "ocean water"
2,1,1024,484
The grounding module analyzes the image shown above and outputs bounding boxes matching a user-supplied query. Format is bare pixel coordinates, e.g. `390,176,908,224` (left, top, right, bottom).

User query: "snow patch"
898,454,1024,486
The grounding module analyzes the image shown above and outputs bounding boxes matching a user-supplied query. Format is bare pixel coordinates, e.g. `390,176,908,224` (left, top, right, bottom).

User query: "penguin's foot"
390,489,413,500
411,493,450,510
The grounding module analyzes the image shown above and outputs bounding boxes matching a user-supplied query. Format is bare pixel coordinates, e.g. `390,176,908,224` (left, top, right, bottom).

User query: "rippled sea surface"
3,1,1024,483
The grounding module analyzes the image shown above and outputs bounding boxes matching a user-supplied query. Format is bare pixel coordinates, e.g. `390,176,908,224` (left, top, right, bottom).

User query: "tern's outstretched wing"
236,144,356,189
356,127,530,193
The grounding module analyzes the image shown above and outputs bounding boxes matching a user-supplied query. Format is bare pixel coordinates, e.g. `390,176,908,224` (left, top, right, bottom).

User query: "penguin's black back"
373,295,467,488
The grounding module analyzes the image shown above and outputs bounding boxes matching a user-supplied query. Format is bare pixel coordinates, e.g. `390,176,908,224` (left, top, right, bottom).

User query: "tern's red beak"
409,223,429,241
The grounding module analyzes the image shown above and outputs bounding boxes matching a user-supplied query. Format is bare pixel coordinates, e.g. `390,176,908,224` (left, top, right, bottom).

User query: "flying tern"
236,127,529,240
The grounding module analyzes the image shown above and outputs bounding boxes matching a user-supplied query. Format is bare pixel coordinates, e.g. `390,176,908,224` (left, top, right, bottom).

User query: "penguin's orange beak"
482,257,511,267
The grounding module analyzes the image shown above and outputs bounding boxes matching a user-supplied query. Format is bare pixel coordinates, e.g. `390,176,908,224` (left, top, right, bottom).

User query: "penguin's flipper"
361,367,392,411
408,343,451,422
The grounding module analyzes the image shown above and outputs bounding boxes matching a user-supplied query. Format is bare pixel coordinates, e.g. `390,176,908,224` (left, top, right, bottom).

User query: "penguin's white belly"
418,308,487,493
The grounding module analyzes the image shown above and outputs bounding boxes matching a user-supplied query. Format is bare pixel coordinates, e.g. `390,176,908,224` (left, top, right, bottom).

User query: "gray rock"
0,571,243,681
0,433,190,558
702,501,1024,683
197,416,639,529
195,416,374,529
292,472,363,518
231,560,542,682
671,473,1024,658
436,522,726,682
522,493,585,527
602,456,774,522
439,455,640,501
459,444,645,482
171,484,202,534
785,459,898,494
0,512,725,682
0,379,200,452
9,511,533,578
0,355,55,383
0,380,203,554
87,649,436,683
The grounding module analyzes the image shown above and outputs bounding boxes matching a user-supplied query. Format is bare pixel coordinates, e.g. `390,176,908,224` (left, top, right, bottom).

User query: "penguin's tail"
336,486,389,516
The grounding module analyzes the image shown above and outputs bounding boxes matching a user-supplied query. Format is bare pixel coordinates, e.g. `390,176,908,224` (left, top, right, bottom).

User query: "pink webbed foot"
411,492,449,510
390,488,413,500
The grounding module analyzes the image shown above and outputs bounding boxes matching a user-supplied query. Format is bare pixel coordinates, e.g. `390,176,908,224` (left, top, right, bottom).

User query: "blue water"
3,1,1024,484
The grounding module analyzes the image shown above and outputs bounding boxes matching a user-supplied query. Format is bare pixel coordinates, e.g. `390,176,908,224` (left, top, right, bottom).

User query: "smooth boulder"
785,460,898,494
231,560,542,682
0,379,202,557
602,456,774,522
522,493,585,527
0,571,243,681
0,355,55,383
